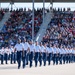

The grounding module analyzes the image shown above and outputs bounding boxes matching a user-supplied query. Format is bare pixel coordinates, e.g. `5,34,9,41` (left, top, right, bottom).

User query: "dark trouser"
34,52,39,67
1,55,4,64
63,54,66,64
48,53,52,65
22,51,27,68
5,53,8,64
39,53,42,66
56,54,59,65
69,54,72,63
53,54,56,65
10,53,14,64
8,54,10,60
66,54,69,63
29,52,33,67
14,52,17,64
43,52,47,66
26,52,29,65
17,51,22,69
72,54,74,63
68,54,71,63
59,54,63,64
74,55,75,62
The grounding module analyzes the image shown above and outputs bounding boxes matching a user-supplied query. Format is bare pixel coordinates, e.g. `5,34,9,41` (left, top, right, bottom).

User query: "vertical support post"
43,0,45,26
50,0,53,12
10,1,14,11
11,4,13,11
0,3,1,9
32,0,34,40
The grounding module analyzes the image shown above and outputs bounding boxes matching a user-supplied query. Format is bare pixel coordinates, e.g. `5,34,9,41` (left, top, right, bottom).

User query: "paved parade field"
0,61,75,75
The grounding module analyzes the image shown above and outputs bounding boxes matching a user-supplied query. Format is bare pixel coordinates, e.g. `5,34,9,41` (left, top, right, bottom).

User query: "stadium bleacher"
0,8,49,47
42,8,75,48
0,9,5,21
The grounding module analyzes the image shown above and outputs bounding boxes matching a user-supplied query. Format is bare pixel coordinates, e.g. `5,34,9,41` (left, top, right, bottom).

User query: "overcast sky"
0,2,75,11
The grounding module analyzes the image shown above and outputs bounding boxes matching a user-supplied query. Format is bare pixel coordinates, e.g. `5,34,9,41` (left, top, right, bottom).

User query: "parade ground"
0,61,75,75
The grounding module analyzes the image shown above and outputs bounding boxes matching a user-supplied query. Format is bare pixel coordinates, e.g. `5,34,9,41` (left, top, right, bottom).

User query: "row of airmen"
0,38,75,69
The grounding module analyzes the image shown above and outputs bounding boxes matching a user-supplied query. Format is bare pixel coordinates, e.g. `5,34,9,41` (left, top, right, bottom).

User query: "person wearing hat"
0,47,5,64
52,44,59,65
43,43,47,66
47,44,53,65
63,46,66,64
4,46,10,64
39,42,44,66
14,39,24,69
34,41,40,67
59,46,63,64
10,45,15,64
21,38,30,68
29,40,35,67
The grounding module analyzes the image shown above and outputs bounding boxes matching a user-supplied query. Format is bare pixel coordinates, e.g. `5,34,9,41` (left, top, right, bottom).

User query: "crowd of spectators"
0,9,5,21
0,8,10,21
42,8,75,48
0,8,49,47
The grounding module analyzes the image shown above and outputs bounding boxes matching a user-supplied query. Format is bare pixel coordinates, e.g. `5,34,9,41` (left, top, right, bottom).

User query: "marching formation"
0,38,75,69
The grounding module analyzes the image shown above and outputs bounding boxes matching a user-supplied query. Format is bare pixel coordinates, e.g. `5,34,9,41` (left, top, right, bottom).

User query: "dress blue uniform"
65,48,69,63
0,47,5,64
4,47,9,64
55,47,59,65
39,44,44,66
72,49,74,62
34,42,40,67
43,44,47,66
15,42,23,69
0,49,1,60
21,41,29,68
29,43,35,67
52,47,57,65
47,47,53,65
74,49,75,62
63,48,66,64
59,48,63,64
10,46,14,64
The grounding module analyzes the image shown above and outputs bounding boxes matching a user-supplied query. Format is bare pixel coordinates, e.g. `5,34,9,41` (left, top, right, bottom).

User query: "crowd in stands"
0,8,49,47
0,9,5,21
0,8,9,21
42,8,75,48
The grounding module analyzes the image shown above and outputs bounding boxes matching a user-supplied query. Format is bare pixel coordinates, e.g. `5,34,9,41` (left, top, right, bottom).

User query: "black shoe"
26,63,28,65
35,65,37,67
23,66,25,69
18,67,20,69
48,63,50,65
1,63,4,65
30,65,32,68
39,64,42,67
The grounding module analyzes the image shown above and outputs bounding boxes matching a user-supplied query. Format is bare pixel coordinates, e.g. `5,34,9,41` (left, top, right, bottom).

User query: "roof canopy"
0,0,75,2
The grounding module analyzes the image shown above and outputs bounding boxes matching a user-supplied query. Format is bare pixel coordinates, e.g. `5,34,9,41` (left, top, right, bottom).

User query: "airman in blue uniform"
15,39,24,69
0,47,5,64
34,41,40,67
21,38,30,68
29,40,35,68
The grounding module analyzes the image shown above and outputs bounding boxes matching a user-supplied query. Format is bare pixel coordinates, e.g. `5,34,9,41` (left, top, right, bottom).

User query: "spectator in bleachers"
42,8,75,48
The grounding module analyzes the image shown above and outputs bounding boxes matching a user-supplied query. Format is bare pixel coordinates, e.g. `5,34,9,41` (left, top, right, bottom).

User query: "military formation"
0,38,75,69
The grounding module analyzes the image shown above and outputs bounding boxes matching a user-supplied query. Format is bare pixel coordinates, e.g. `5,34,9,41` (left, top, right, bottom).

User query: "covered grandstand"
0,1,75,75
0,0,75,46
